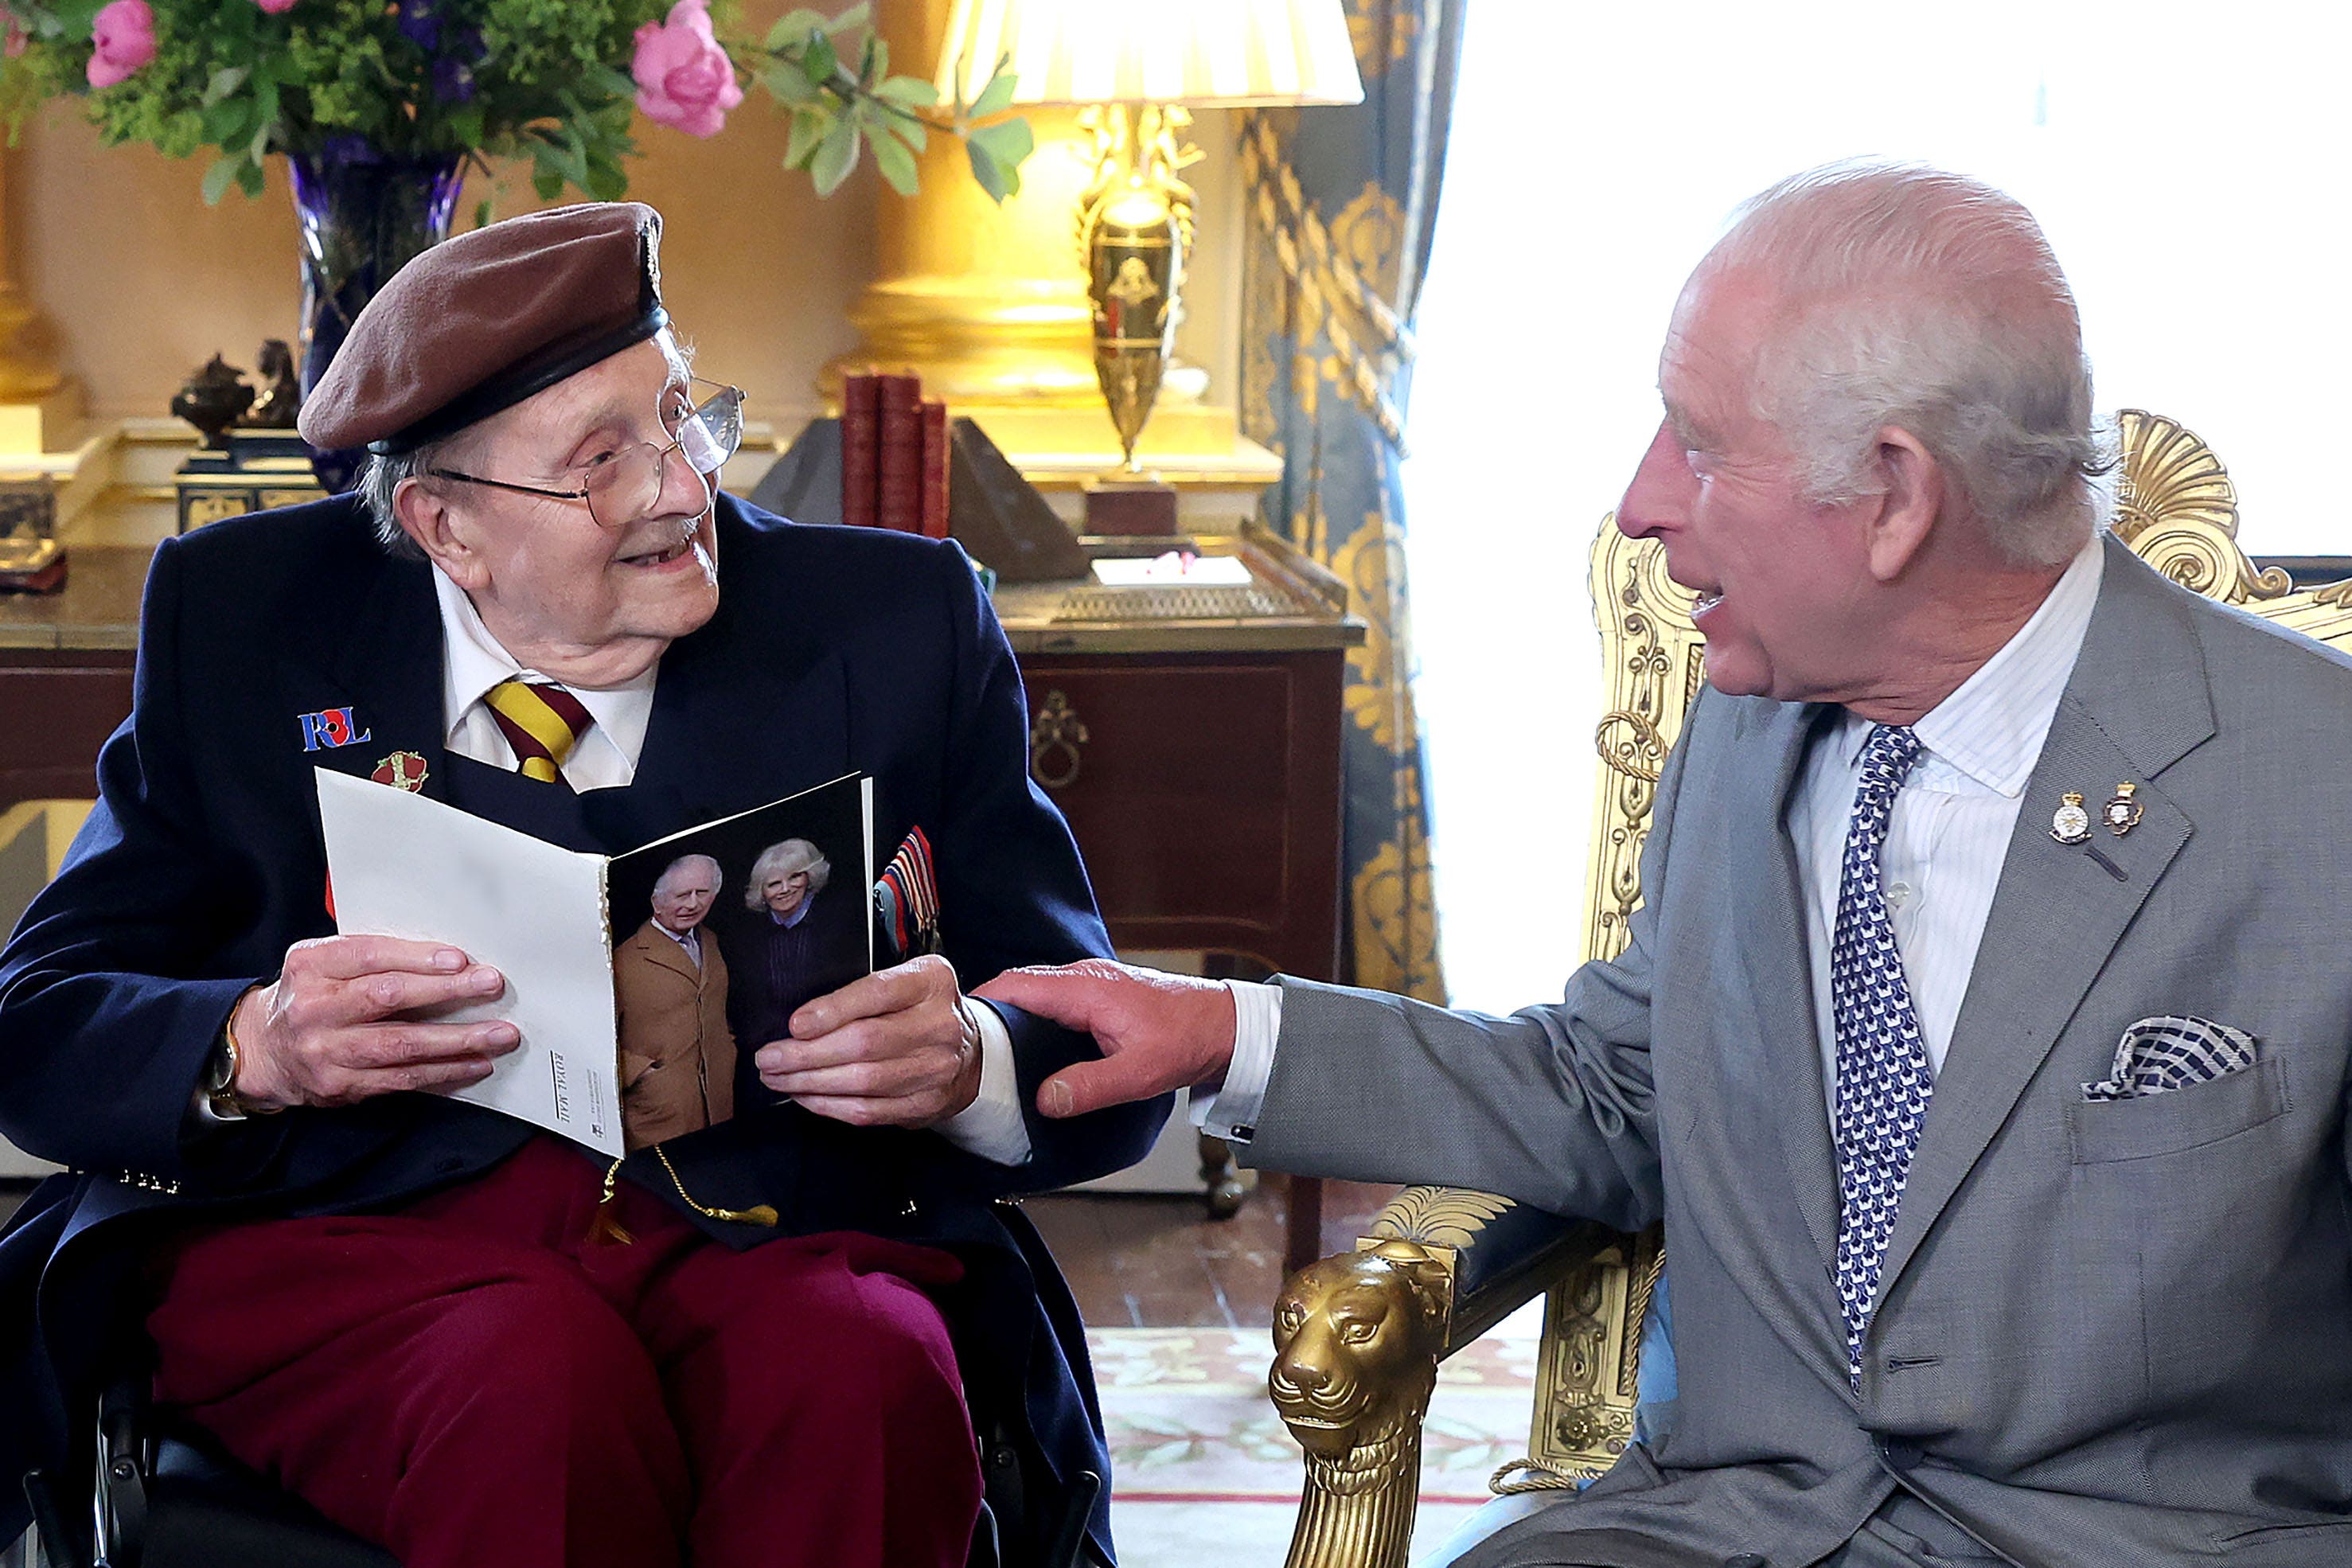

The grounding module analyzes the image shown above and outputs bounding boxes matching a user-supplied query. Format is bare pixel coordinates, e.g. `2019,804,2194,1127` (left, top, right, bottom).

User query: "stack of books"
838,371,950,538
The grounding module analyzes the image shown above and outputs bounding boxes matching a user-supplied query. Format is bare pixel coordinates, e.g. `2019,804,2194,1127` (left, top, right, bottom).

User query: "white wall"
1403,1,2352,1012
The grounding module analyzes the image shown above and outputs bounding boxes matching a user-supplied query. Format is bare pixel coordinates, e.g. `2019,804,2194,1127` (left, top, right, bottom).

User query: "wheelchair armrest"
86,1354,397,1568
97,1363,150,1566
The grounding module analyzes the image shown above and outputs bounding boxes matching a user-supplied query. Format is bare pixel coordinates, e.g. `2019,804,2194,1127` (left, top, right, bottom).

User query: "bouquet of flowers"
0,0,1032,205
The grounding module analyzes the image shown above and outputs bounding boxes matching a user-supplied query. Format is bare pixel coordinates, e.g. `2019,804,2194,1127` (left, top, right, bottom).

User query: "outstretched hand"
974,958,1237,1119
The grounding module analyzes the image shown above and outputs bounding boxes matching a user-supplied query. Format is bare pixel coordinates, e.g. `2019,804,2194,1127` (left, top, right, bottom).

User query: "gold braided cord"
591,1151,781,1242
1621,1232,1666,1399
1488,1458,1582,1496
1241,112,1411,454
590,1156,636,1246
653,1145,779,1227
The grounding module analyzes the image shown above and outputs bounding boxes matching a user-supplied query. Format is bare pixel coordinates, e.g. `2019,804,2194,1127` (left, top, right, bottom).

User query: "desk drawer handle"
1029,691,1090,790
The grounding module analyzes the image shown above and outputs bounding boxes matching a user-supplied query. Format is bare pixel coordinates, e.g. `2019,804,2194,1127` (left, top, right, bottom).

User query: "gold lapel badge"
2103,782,2143,837
372,751,429,793
2049,791,2091,845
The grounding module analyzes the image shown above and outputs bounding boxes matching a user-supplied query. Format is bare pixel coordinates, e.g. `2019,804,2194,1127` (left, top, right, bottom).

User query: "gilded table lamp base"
1082,104,1196,474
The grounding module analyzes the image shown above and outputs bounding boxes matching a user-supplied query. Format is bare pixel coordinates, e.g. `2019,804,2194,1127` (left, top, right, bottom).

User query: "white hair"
743,839,831,911
1704,160,2111,568
358,435,459,562
653,853,722,895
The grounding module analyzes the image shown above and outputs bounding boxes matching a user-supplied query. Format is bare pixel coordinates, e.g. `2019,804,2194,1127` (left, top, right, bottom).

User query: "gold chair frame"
1263,412,2352,1568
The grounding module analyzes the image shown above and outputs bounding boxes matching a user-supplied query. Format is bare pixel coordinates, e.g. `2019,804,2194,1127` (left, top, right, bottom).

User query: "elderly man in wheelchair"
0,201,1163,1568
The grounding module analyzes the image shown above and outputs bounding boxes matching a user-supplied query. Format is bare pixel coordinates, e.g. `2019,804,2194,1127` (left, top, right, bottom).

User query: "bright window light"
1402,1,2352,1012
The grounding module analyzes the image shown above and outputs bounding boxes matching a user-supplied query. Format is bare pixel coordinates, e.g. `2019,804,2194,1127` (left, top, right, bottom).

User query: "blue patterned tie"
1831,724,1929,1387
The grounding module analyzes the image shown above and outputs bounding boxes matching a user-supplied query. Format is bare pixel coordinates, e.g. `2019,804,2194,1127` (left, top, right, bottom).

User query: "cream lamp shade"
935,0,1366,110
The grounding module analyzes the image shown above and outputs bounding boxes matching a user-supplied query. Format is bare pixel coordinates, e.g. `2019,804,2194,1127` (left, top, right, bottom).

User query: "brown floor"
0,1175,1398,1331
1024,1173,1402,1329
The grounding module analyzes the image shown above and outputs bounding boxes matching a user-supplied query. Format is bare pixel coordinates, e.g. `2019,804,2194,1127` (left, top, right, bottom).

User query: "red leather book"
876,372,923,533
919,397,950,540
0,550,66,593
840,372,880,529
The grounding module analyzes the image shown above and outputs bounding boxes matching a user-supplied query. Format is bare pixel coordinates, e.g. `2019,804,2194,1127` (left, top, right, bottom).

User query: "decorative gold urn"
927,0,1363,477
1081,105,1192,470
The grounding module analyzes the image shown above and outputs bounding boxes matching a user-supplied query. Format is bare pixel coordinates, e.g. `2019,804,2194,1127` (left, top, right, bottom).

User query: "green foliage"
963,115,1031,202
1,0,670,201
0,0,1033,205
745,20,1033,205
967,66,1015,123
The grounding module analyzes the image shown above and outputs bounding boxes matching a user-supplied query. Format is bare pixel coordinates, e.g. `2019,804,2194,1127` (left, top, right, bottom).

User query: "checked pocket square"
2081,1014,2257,1102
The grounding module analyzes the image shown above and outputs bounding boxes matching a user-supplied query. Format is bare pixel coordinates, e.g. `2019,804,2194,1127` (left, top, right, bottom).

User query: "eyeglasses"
428,380,747,530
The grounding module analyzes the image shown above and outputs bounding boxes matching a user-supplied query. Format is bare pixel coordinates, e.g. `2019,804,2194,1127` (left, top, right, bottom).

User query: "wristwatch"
202,1001,273,1121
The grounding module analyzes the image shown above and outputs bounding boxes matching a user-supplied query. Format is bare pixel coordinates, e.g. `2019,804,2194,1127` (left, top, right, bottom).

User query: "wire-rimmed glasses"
428,379,746,530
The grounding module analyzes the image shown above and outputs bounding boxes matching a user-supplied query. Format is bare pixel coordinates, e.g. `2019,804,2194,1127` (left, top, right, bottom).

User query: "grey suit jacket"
1252,536,2352,1567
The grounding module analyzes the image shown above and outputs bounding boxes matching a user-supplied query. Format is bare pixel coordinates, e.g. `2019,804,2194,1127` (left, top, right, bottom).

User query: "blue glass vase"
290,146,465,492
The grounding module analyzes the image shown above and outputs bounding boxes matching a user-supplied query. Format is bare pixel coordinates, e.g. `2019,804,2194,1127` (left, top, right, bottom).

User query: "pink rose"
255,0,299,13
86,0,156,88
631,0,742,138
4,16,27,60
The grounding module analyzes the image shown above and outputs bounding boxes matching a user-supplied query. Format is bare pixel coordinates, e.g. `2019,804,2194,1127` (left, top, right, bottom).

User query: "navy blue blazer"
0,493,1168,1561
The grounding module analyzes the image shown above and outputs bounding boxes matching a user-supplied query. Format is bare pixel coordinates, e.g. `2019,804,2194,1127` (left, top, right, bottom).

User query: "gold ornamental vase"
1086,185,1181,471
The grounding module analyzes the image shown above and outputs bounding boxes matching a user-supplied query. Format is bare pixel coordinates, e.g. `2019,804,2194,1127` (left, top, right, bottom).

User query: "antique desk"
0,547,142,805
995,528,1363,1267
993,528,1362,983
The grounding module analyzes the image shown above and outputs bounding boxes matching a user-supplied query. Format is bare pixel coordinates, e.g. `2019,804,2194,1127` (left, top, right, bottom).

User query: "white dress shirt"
427,567,1033,1165
652,920,701,969
432,567,656,790
1787,536,2104,1107
1199,534,2107,1141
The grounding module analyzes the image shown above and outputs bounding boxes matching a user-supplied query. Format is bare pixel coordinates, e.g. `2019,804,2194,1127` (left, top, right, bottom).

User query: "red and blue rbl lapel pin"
298,707,371,751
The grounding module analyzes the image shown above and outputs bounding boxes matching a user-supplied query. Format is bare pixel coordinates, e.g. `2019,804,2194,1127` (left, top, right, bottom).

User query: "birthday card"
317,770,874,1158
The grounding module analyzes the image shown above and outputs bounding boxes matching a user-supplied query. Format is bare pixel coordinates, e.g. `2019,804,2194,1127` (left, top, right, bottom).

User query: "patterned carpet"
1090,1303,1544,1568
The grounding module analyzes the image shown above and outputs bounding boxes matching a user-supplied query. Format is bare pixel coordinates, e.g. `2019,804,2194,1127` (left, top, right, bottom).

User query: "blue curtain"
1238,0,1464,1001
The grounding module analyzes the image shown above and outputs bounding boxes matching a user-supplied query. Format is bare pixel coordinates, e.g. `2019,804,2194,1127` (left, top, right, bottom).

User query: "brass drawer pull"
1029,690,1090,790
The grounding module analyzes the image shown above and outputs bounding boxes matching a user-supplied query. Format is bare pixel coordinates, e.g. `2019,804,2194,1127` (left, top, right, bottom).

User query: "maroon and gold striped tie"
484,679,592,784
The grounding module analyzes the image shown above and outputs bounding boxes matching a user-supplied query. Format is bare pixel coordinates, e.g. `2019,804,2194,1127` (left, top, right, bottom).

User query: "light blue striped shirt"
1788,533,2105,1106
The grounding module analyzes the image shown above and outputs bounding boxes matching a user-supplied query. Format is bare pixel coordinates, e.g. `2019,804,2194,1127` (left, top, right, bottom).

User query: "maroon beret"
298,202,667,456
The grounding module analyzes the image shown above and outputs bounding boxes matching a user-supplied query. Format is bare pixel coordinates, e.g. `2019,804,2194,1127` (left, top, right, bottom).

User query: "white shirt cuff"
1189,981,1282,1143
935,999,1033,1166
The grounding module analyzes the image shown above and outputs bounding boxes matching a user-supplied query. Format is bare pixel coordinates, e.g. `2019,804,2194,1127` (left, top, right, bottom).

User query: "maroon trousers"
144,1138,985,1568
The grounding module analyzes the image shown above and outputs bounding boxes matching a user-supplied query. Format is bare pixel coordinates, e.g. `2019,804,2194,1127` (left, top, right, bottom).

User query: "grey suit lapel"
1729,697,1844,1278
1873,535,2214,1304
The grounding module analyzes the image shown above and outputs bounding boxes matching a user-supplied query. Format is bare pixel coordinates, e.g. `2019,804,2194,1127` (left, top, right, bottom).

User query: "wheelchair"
20,1357,1098,1568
